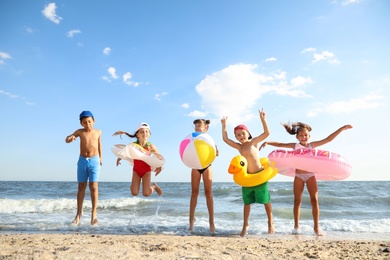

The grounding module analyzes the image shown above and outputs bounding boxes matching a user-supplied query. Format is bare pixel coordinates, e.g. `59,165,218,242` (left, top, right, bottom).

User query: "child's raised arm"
221,116,241,150
311,124,353,148
252,109,270,145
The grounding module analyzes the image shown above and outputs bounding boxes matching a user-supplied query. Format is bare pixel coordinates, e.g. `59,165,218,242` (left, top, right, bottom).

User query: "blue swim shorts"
77,155,100,182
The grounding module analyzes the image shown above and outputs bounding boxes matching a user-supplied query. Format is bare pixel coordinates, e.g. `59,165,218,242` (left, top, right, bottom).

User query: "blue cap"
79,111,94,120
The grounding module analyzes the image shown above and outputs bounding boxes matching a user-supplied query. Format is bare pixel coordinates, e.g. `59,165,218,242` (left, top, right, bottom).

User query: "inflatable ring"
111,143,165,169
268,149,352,181
228,156,278,187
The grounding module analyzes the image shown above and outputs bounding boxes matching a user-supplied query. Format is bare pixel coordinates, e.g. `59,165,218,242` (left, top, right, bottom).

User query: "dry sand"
1,233,389,259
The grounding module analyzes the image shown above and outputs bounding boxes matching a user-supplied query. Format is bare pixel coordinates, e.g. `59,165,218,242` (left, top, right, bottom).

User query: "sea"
0,181,389,241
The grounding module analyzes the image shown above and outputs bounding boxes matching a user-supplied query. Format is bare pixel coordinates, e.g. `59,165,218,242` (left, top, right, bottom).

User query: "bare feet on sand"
152,183,163,196
240,225,249,237
268,223,275,234
91,218,98,226
210,222,216,234
315,227,323,236
72,214,81,225
189,218,195,232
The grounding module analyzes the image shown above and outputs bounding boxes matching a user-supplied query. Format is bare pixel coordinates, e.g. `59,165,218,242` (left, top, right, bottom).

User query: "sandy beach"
1,233,389,259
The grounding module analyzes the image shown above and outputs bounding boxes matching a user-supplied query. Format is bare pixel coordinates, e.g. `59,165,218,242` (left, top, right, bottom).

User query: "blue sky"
1,0,389,182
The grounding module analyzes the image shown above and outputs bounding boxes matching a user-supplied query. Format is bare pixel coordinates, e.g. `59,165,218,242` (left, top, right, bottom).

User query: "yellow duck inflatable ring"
228,156,278,187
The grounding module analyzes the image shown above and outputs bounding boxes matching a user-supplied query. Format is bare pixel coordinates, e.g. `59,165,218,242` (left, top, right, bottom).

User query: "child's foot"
189,218,196,232
268,223,275,234
91,218,98,226
72,214,81,225
209,222,216,234
240,225,249,237
314,227,323,236
152,182,163,196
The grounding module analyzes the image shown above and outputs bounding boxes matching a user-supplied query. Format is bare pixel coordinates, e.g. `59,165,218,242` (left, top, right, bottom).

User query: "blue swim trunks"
77,155,100,182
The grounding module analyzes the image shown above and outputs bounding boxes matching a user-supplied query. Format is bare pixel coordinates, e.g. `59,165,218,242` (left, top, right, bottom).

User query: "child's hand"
112,130,126,139
221,116,228,125
259,108,266,119
260,142,267,150
66,135,76,143
155,167,162,176
116,158,121,166
343,125,353,130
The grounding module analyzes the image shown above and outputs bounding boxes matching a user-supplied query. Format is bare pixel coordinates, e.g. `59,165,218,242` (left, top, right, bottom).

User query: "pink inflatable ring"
268,149,352,181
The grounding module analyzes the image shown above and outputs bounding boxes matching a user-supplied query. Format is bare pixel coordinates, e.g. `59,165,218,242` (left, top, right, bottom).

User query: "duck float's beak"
228,156,246,175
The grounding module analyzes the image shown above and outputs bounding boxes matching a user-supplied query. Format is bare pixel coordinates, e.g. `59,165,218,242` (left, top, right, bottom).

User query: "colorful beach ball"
179,132,216,169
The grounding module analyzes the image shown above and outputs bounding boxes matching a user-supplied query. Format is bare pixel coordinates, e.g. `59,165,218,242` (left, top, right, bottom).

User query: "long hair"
282,121,312,135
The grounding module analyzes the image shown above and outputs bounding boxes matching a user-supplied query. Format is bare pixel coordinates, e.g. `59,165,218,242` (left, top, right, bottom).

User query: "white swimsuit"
294,143,315,182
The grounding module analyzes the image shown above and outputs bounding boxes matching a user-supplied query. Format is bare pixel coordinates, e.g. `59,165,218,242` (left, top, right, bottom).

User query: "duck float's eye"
240,161,245,167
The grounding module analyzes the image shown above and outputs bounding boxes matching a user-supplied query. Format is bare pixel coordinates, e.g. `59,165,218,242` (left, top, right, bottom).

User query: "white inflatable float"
111,143,165,170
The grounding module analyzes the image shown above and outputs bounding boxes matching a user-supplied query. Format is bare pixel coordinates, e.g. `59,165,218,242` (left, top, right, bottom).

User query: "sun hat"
234,124,252,139
79,111,94,120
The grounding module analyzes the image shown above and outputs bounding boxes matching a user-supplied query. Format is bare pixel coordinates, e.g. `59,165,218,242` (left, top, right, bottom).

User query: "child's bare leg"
89,182,98,225
189,170,200,232
293,177,304,232
131,172,141,196
140,172,162,197
240,204,250,237
307,177,323,236
264,203,274,234
203,169,215,233
74,182,87,225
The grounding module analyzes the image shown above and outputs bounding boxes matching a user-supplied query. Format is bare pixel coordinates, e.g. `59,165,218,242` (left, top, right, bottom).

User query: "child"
261,122,353,236
221,109,274,237
65,111,102,225
113,122,163,197
189,119,219,234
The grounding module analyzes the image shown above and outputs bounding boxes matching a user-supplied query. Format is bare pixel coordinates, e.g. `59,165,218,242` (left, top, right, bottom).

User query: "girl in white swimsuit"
260,122,352,236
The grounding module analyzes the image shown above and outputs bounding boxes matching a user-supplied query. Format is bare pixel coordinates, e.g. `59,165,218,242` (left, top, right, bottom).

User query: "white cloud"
0,52,11,60
187,110,206,118
0,52,12,65
154,92,168,101
265,57,277,62
123,72,132,82
103,47,111,56
108,67,118,79
67,30,81,38
123,72,140,87
308,94,384,117
42,3,62,24
301,47,316,53
312,51,340,64
0,90,34,105
195,63,311,125
291,76,313,88
25,27,34,34
101,76,111,83
342,0,360,6
182,103,189,109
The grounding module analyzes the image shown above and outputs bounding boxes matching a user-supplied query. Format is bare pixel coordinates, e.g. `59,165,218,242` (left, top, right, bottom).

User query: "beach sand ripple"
1,234,389,259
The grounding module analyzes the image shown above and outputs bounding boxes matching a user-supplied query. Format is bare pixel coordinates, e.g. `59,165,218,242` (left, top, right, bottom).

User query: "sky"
1,0,389,183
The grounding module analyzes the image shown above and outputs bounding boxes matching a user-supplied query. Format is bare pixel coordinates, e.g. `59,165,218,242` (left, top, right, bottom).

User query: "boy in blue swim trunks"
221,109,274,237
65,111,102,225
